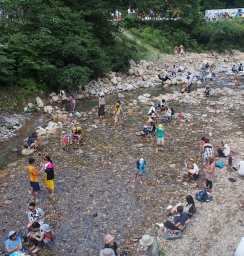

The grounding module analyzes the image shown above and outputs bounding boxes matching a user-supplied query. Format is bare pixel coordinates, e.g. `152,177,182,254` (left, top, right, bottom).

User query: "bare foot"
140,180,143,184
133,179,136,183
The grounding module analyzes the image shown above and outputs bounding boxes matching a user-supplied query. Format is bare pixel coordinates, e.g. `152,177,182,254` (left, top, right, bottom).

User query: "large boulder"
22,148,34,156
36,97,44,108
36,127,47,136
45,121,59,131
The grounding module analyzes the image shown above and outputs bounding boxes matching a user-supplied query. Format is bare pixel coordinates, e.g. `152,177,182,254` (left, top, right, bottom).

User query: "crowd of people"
14,69,244,255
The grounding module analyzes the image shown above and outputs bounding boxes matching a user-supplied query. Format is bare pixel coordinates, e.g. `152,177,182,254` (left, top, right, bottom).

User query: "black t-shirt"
104,242,118,255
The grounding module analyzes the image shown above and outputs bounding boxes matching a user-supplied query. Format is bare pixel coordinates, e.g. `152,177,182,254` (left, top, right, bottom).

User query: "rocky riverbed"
1,51,244,256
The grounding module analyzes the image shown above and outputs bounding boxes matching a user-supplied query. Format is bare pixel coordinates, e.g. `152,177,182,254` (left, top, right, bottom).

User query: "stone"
52,95,59,102
11,148,18,152
37,127,47,136
129,59,136,67
28,103,34,108
36,97,44,108
21,148,34,155
44,106,54,114
110,77,118,85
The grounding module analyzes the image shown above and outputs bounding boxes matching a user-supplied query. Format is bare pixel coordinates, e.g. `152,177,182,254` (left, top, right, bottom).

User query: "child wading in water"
133,158,146,184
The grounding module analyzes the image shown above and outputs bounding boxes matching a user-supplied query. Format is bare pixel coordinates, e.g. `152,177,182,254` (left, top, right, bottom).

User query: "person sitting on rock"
6,230,30,256
186,158,199,187
164,206,190,231
162,106,171,118
217,141,230,157
28,222,52,254
232,65,238,73
204,84,210,97
139,234,161,255
70,127,82,145
27,132,40,151
205,62,209,69
103,234,118,256
239,63,243,71
159,99,167,111
27,202,45,230
158,74,171,85
148,103,158,116
167,195,195,218
178,66,185,72
141,120,156,137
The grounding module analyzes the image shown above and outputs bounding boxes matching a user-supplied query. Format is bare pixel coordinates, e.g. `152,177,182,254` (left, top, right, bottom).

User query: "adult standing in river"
98,92,105,118
70,95,77,123
112,103,124,130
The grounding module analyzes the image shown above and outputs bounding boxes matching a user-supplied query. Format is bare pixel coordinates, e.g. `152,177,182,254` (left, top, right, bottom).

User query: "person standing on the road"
133,158,146,184
70,95,77,123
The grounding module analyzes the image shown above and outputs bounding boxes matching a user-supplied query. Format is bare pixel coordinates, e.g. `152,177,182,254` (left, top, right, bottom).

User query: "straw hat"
104,234,114,244
100,248,115,256
189,158,194,162
208,155,215,161
140,234,153,247
115,103,120,107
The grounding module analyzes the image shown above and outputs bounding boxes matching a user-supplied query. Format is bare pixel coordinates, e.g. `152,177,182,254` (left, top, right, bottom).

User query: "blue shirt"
174,213,189,226
6,237,21,250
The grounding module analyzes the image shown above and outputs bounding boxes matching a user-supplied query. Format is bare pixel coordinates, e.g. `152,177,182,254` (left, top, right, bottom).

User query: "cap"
8,230,16,237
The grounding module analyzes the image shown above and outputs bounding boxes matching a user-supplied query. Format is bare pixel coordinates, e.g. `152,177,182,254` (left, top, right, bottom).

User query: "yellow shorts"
44,173,54,190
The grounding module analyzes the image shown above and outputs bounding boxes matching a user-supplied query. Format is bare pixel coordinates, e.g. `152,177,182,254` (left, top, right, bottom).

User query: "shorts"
30,181,40,192
157,138,164,145
72,111,77,116
62,99,66,105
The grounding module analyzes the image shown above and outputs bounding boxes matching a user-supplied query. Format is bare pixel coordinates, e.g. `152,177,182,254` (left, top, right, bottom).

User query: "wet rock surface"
1,52,244,255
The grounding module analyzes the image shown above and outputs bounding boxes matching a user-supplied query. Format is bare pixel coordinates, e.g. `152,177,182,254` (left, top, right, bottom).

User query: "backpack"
216,161,224,168
170,108,174,116
196,189,213,203
164,230,182,240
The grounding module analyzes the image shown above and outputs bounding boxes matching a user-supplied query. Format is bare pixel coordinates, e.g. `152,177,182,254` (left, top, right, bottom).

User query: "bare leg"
139,174,143,184
34,191,39,201
133,170,139,182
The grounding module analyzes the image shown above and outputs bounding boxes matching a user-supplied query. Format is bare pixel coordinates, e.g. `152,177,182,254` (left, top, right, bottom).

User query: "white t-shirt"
148,106,155,114
193,163,199,175
223,144,230,156
238,161,244,176
166,108,171,116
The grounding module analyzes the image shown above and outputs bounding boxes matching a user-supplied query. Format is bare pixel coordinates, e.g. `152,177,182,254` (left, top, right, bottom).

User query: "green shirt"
156,126,165,138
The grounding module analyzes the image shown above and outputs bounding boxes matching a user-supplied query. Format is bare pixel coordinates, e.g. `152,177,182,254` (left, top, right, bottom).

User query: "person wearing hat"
98,92,106,118
103,234,118,255
187,158,199,188
203,155,216,192
6,230,30,255
112,103,124,130
139,234,160,255
27,132,40,151
27,158,43,202
133,158,146,184
70,126,82,145
28,222,52,254
156,123,165,152
100,248,115,256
